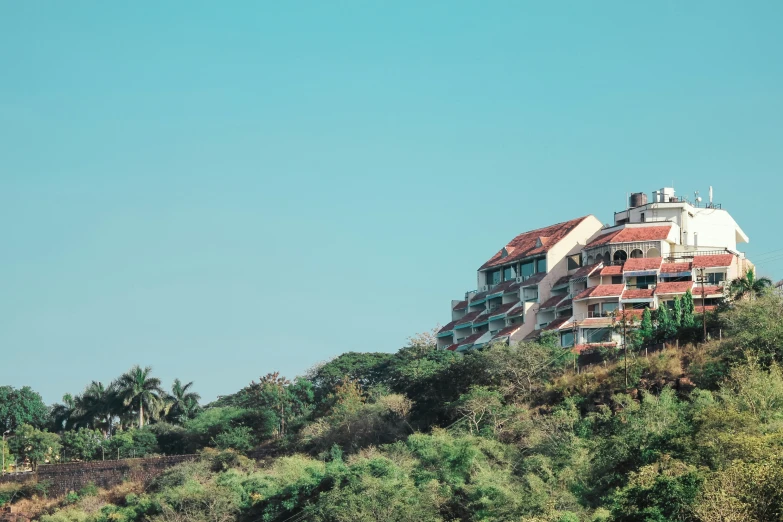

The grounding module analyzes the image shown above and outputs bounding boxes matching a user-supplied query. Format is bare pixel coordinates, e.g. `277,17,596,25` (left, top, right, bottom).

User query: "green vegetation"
6,292,783,520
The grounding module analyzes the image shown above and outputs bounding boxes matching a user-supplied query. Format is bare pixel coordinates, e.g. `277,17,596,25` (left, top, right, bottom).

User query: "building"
437,187,753,352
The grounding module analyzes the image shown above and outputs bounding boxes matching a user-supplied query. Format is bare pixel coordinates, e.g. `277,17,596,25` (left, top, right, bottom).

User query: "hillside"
4,294,783,521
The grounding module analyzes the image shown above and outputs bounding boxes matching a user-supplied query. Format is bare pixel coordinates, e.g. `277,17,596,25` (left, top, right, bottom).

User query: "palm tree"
729,268,772,301
50,393,79,432
78,381,118,436
114,365,165,429
165,379,201,424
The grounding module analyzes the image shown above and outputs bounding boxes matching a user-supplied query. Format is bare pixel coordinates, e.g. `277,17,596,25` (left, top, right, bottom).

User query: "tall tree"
673,296,683,329
639,308,654,342
0,386,49,432
50,393,80,432
165,379,201,425
656,304,675,340
682,290,696,328
78,381,117,435
729,268,772,301
114,366,165,429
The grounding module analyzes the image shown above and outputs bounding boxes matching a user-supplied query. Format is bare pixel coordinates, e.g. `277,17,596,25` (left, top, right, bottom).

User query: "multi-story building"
437,187,753,352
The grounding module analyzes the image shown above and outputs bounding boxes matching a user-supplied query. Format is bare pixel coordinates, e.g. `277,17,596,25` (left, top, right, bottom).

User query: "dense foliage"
5,293,783,521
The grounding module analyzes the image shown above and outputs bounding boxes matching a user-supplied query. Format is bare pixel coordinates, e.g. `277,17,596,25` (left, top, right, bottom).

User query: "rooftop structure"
437,186,754,351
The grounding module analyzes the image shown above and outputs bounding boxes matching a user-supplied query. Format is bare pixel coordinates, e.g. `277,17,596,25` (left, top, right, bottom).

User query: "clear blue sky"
2,2,781,404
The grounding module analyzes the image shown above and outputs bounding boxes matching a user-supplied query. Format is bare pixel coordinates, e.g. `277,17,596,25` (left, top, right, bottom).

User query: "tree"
61,428,103,461
682,290,696,328
114,365,165,429
78,381,118,435
656,304,675,341
50,393,80,432
729,268,772,301
639,308,654,343
673,296,683,329
0,386,49,432
7,424,60,470
165,379,201,425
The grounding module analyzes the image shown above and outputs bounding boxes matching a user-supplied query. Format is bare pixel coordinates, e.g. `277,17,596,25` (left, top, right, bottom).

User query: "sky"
2,2,782,405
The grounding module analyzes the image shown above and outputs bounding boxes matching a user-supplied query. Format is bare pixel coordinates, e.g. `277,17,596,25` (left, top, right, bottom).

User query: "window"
567,254,582,270
536,258,547,274
602,302,620,315
585,328,612,343
640,212,645,222
486,269,501,286
629,302,648,310
612,275,623,284
503,265,515,281
632,275,657,289
520,260,535,278
561,331,575,347
706,272,725,285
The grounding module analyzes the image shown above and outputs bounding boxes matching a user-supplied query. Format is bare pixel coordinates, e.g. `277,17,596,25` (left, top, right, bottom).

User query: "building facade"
437,187,753,352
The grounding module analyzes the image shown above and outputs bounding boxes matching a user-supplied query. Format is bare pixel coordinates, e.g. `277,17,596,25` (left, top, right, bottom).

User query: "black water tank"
629,192,648,208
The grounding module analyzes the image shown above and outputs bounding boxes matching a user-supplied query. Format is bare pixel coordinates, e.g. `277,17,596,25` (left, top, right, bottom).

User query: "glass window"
561,331,575,347
520,261,535,278
634,275,657,289
707,272,725,285
486,270,501,286
503,265,515,281
612,275,623,284
567,255,581,270
585,328,612,343
536,257,547,274
602,302,619,315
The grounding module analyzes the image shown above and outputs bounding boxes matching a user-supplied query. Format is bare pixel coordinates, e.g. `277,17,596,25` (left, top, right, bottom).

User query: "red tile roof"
452,300,467,311
454,310,483,327
519,272,547,287
480,216,591,269
506,304,526,318
696,305,718,313
586,225,672,247
487,280,516,295
655,281,694,295
622,288,655,300
552,275,571,288
557,298,573,310
438,320,458,334
692,254,735,268
456,332,483,347
491,324,522,341
660,262,692,274
694,285,725,297
446,344,458,351
523,329,542,341
622,257,663,272
600,265,623,276
618,309,645,321
487,302,517,317
544,316,572,331
575,284,625,300
539,293,568,310
572,263,602,279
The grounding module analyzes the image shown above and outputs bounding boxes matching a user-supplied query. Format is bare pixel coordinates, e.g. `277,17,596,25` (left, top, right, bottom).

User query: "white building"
437,187,754,352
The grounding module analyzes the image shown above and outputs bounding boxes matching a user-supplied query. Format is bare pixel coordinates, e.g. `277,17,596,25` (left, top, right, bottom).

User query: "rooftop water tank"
629,192,648,208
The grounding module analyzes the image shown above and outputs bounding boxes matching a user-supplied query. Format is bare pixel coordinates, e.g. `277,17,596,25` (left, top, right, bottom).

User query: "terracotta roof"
523,330,542,341
454,310,483,327
487,280,516,295
692,254,735,268
539,293,568,310
622,257,663,272
694,285,724,297
480,216,591,269
456,332,483,347
600,265,623,276
572,263,602,279
577,317,614,327
618,309,645,320
470,289,490,302
586,225,672,247
557,298,573,310
446,344,458,351
438,320,458,334
506,304,526,318
452,300,467,311
487,302,517,317
518,272,547,287
492,324,522,339
575,284,625,300
655,281,694,295
660,262,692,274
552,275,571,288
622,288,655,300
544,316,571,331
696,305,718,313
